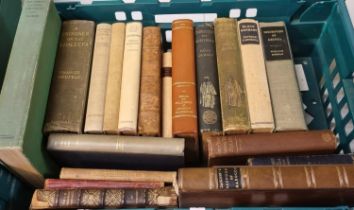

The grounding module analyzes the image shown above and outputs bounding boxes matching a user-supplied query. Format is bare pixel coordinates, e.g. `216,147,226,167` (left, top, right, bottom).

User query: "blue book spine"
248,154,354,166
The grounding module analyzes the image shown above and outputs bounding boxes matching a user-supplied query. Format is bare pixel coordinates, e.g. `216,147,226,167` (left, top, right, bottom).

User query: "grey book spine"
195,24,222,134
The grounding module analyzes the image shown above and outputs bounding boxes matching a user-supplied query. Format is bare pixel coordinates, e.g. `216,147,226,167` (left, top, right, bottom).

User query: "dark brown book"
44,179,165,189
44,20,95,133
31,187,177,209
206,130,337,165
138,26,162,136
178,165,354,207
172,19,199,164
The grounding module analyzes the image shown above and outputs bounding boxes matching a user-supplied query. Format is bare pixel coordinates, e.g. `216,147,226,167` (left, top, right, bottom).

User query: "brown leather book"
172,19,199,163
31,187,177,209
178,165,354,207
44,20,95,133
138,26,162,136
206,130,337,165
44,179,164,189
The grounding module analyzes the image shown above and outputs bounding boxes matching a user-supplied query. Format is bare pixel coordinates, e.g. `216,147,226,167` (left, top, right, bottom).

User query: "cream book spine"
118,22,143,135
259,21,307,131
84,23,112,133
162,51,173,138
103,23,126,134
237,19,274,133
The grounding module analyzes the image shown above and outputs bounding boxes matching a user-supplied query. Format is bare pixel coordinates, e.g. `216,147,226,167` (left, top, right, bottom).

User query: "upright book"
103,23,126,134
44,20,95,134
138,26,162,136
260,21,307,131
118,22,143,135
162,52,173,138
195,23,222,135
85,23,112,133
0,0,61,187
172,19,199,163
205,130,337,165
237,19,274,133
178,165,354,207
214,18,250,134
47,134,185,170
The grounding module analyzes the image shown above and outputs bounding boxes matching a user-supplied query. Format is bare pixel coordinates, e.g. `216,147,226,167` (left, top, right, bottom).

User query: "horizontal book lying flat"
178,165,354,207
205,130,337,165
30,187,177,209
47,134,184,170
248,154,354,166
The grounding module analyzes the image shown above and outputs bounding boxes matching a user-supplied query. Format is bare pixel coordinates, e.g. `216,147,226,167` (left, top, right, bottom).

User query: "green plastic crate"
0,0,21,90
54,0,354,153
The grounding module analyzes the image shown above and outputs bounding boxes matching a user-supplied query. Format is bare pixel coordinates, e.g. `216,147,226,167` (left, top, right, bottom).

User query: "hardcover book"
118,22,143,135
138,26,162,136
205,130,337,165
172,19,199,163
248,154,354,166
178,165,354,207
214,18,250,134
103,23,125,134
162,51,173,138
237,19,274,133
47,134,185,170
30,187,177,209
85,23,112,133
44,20,95,134
0,0,61,186
260,21,307,131
195,23,222,135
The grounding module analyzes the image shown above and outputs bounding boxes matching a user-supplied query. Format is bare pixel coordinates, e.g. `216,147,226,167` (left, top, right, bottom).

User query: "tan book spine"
237,19,274,133
118,22,143,135
138,26,162,136
162,52,173,138
259,21,307,131
103,23,126,134
59,168,177,184
84,23,112,133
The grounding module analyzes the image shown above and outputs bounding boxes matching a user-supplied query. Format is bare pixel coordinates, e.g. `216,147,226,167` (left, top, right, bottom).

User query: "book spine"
103,23,126,134
138,26,162,136
214,18,250,134
30,187,177,209
179,165,354,191
47,133,184,155
206,130,337,165
195,24,222,134
237,19,274,133
85,23,112,133
118,22,143,135
248,154,354,166
44,179,165,189
162,52,173,138
172,19,199,163
59,168,177,184
44,21,95,133
260,21,307,131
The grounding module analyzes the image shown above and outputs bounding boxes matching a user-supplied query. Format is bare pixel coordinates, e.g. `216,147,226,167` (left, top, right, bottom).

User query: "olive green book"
0,0,61,187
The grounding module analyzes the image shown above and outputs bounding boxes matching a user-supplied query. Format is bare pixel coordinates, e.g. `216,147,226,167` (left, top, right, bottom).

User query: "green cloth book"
0,0,61,187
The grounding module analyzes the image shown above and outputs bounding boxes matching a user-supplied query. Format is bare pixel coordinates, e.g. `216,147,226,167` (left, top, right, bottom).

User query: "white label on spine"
295,64,310,91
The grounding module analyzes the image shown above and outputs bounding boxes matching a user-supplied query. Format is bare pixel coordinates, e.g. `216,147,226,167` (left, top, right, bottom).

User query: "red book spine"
44,179,165,189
